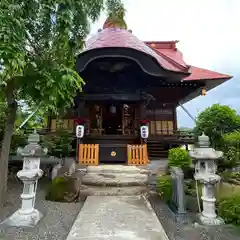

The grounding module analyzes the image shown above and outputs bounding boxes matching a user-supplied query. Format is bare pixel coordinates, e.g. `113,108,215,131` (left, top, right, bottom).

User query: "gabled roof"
145,41,188,69
145,41,232,81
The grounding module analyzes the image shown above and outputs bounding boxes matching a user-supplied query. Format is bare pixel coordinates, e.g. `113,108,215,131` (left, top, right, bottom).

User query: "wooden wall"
146,102,176,135
50,118,74,132
49,101,87,132
48,100,177,136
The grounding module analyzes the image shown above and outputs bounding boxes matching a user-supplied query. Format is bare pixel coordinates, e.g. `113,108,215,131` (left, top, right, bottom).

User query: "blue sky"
90,0,240,128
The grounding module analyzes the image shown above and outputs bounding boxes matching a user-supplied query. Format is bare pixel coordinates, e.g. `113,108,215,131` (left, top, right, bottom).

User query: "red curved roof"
83,21,232,82
145,41,188,68
184,66,232,81
145,41,232,81
83,28,189,73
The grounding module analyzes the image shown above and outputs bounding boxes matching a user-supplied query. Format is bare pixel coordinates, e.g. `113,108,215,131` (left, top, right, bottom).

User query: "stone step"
82,172,148,186
79,185,148,196
86,165,149,175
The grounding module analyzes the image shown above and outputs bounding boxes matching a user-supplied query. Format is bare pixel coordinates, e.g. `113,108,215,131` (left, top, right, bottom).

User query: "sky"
90,0,240,128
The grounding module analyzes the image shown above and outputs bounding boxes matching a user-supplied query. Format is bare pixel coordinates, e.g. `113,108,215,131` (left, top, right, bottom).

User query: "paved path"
66,195,169,240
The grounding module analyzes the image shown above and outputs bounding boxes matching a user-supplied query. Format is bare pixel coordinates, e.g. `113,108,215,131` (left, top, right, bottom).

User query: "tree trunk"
0,90,17,207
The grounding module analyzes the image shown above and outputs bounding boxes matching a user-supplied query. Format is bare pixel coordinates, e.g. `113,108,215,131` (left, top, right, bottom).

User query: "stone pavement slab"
66,195,169,240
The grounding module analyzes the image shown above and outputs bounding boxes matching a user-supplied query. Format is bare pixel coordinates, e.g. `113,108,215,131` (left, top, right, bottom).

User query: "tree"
0,101,7,139
0,0,125,206
194,104,240,148
14,103,48,130
178,127,193,132
219,131,240,171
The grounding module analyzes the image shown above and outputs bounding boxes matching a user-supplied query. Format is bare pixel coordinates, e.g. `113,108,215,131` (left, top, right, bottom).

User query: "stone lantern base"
196,213,224,226
1,209,43,227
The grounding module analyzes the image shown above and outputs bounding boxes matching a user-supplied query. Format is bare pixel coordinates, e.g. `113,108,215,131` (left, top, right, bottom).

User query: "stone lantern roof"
17,131,48,157
189,133,223,161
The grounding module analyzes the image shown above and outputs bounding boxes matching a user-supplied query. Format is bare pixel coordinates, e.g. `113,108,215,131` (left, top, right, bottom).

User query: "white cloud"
91,0,240,70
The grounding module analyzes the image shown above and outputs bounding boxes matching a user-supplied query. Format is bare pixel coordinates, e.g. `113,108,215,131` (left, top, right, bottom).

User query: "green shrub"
184,179,202,198
41,130,74,158
10,131,27,154
168,147,191,169
46,176,80,202
156,175,172,203
220,171,231,180
184,179,195,196
217,194,240,226
46,177,69,202
229,172,240,180
220,171,240,183
218,146,240,172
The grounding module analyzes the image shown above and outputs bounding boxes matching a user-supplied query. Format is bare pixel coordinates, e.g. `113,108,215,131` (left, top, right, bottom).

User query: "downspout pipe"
16,106,40,131
178,102,196,124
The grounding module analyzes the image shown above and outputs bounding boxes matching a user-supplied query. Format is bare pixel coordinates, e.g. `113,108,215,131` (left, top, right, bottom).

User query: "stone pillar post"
170,167,187,223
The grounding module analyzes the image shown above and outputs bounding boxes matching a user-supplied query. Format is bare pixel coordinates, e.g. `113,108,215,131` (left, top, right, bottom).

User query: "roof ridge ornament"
103,16,127,30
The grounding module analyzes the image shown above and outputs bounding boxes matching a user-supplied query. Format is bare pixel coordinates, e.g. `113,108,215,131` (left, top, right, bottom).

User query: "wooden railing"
127,144,149,165
150,129,194,138
79,144,99,165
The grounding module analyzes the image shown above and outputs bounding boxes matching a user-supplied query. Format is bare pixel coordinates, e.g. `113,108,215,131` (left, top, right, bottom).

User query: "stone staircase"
77,165,150,196
147,141,169,159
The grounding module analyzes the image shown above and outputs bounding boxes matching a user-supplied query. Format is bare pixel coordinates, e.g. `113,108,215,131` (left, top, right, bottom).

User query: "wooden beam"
172,104,178,130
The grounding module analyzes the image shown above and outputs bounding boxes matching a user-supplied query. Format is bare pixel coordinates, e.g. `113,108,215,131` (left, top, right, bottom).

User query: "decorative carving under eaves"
140,92,156,107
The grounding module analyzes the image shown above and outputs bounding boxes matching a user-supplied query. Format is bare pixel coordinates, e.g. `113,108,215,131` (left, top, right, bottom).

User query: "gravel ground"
149,195,240,240
0,178,84,240
1,172,239,240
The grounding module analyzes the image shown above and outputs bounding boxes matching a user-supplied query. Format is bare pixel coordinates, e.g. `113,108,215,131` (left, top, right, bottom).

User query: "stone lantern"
189,133,224,226
3,130,47,227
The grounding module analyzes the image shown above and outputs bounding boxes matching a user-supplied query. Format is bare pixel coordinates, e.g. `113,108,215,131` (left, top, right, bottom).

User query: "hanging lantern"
109,105,116,114
201,87,207,96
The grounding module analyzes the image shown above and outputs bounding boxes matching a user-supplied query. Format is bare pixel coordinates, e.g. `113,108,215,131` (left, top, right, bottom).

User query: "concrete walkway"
66,195,169,240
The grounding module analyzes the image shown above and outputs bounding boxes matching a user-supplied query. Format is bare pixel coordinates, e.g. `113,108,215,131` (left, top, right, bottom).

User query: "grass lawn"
186,179,240,199
216,182,240,199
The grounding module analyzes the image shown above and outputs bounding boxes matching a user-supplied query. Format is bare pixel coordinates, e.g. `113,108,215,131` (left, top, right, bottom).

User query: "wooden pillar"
121,105,125,135
134,103,141,133
172,104,178,132
140,102,147,119
154,104,157,136
78,101,87,117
